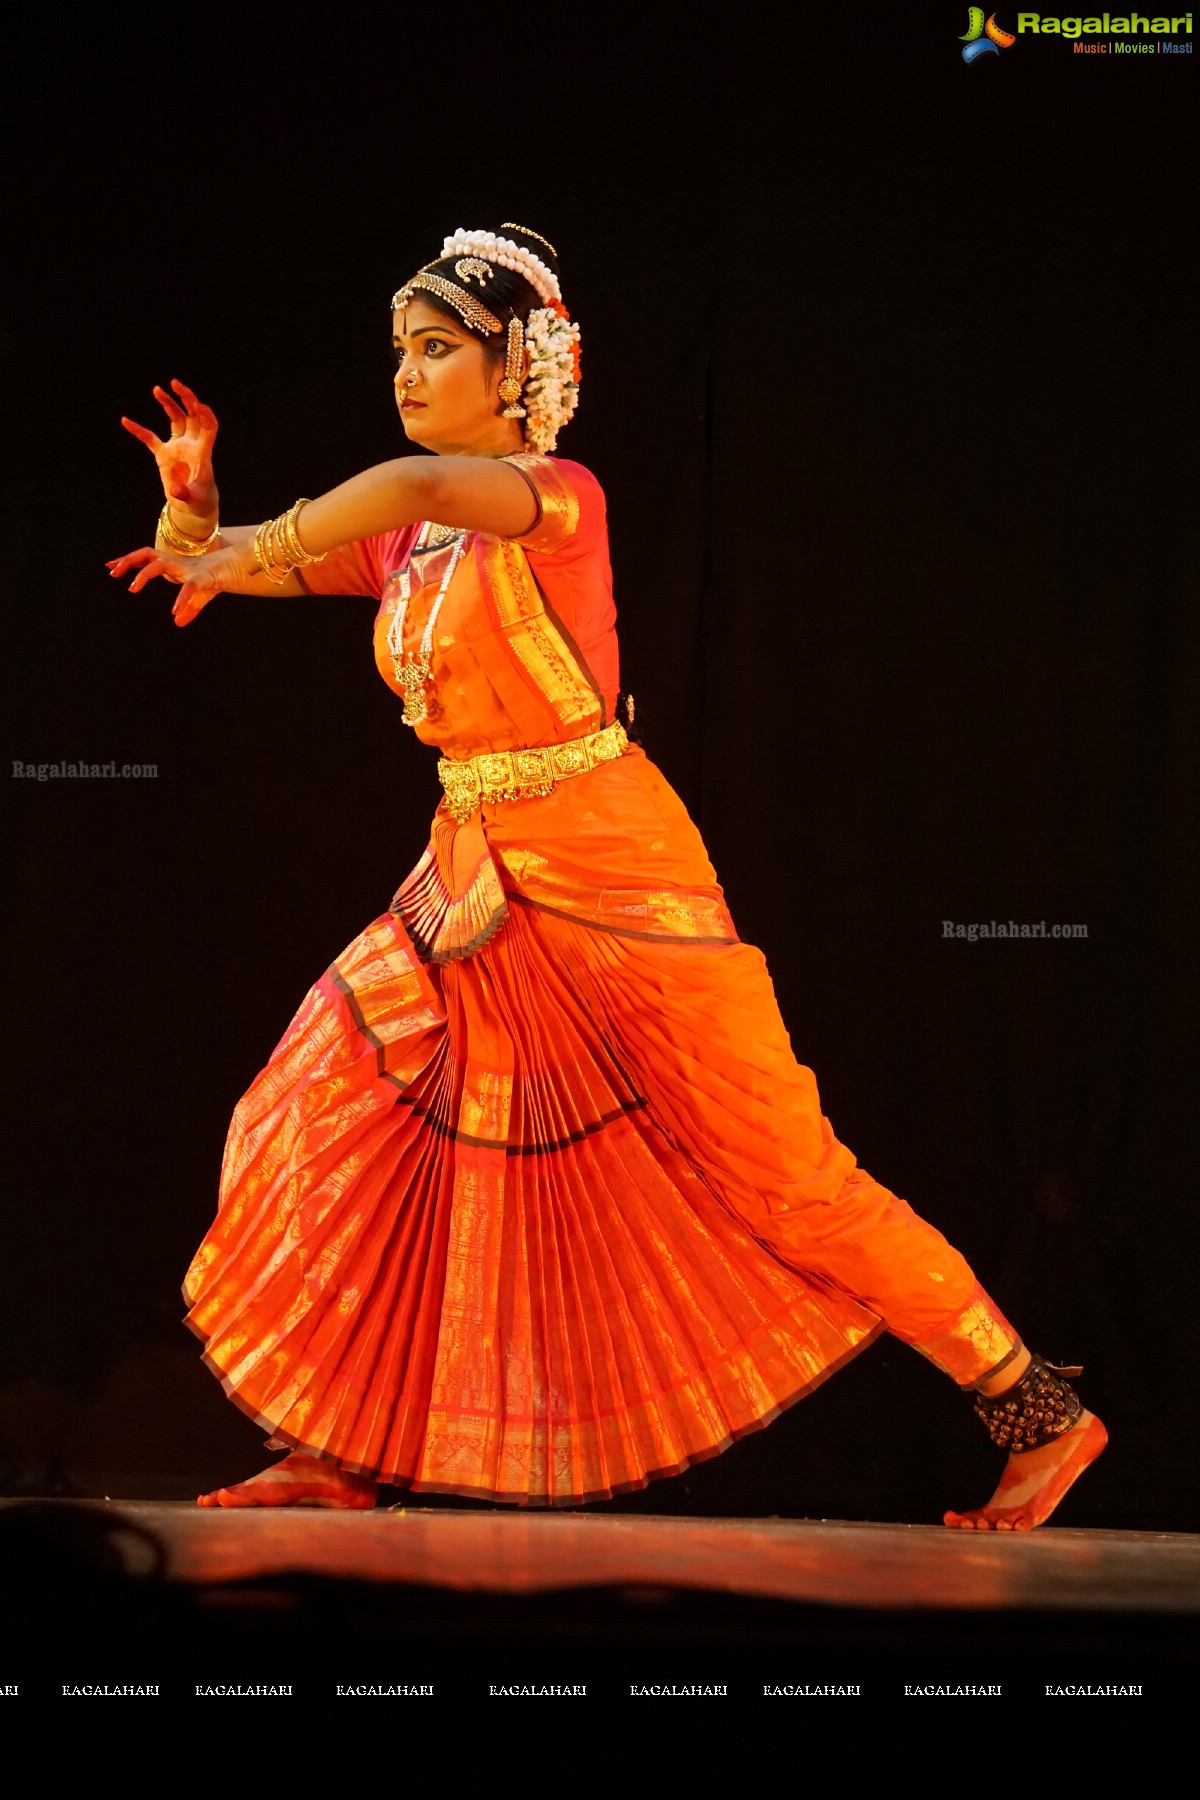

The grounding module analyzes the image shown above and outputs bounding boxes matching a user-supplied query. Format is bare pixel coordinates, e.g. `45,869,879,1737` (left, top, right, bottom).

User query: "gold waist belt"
437,718,629,823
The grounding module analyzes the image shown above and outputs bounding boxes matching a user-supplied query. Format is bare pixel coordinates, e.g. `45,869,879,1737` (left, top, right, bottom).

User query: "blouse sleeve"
496,453,618,715
500,453,598,555
293,530,412,599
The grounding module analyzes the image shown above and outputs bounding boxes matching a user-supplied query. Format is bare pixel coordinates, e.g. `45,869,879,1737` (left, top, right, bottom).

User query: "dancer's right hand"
120,379,220,532
106,538,253,627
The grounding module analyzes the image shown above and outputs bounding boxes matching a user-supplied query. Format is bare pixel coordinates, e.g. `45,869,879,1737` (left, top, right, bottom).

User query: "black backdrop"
2,10,1195,1531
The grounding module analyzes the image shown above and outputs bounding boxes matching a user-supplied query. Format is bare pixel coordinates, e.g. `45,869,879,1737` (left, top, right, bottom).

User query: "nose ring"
404,373,418,388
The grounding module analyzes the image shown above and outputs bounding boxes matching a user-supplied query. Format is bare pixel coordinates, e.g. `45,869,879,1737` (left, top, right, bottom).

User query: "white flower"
519,307,580,453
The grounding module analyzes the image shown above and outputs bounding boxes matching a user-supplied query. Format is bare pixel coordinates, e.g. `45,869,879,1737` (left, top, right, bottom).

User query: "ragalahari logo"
960,8,1017,58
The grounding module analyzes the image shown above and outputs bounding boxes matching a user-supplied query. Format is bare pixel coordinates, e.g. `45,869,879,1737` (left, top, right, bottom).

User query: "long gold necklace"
386,525,467,727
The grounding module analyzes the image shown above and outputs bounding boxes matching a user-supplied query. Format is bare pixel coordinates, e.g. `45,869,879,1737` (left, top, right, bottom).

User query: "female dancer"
109,224,1106,1529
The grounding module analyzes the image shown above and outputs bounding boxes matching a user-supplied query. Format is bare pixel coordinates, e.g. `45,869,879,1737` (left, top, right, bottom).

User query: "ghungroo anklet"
974,1354,1084,1453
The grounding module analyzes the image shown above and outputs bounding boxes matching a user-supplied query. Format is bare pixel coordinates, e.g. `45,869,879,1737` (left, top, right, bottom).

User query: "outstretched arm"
108,453,540,623
285,454,538,554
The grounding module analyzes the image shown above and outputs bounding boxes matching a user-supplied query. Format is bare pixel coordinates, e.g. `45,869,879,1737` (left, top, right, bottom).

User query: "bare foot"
943,1410,1107,1532
196,1449,377,1510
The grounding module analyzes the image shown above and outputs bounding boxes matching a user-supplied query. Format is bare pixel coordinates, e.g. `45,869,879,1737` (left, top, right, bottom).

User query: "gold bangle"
280,499,326,567
281,503,305,566
269,516,288,577
158,503,220,556
252,516,293,585
251,500,328,585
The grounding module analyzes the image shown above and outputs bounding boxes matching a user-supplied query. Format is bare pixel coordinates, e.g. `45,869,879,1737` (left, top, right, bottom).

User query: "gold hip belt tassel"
437,719,629,823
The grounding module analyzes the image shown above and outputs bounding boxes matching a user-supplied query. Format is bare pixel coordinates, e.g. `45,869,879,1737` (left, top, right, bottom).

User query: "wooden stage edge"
3,1501,1198,1616
4,1503,1198,1694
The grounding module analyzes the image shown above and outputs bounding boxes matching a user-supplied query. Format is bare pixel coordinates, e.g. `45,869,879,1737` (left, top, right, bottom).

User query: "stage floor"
15,1502,1197,1614
3,1502,1196,1700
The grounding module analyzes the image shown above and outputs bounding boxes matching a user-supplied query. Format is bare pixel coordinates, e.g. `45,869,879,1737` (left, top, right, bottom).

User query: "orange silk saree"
182,453,1018,1504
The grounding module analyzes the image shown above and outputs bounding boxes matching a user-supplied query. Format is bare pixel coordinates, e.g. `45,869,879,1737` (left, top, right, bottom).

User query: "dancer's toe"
193,1451,378,1509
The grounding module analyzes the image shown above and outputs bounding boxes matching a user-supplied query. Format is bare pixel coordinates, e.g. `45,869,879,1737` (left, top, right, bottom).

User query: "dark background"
1,9,1195,1531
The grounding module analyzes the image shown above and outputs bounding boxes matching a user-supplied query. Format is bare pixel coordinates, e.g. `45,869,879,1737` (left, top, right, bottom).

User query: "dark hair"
406,224,561,365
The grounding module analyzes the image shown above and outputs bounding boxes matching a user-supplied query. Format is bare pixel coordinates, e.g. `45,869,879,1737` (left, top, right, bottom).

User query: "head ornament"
390,268,503,336
440,226,562,305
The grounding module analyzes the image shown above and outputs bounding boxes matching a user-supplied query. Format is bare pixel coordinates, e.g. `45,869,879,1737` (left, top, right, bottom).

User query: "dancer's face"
392,299,511,455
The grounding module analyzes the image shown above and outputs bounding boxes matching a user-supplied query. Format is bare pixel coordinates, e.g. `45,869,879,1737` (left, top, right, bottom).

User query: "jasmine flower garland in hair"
523,306,581,454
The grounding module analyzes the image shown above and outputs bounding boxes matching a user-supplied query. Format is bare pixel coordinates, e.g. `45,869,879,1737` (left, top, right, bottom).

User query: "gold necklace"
386,532,468,726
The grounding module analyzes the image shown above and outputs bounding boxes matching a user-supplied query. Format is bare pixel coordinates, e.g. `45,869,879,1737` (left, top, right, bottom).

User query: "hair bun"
500,222,560,267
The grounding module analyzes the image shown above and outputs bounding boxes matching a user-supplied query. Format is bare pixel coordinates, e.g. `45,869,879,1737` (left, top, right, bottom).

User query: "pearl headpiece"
440,227,562,306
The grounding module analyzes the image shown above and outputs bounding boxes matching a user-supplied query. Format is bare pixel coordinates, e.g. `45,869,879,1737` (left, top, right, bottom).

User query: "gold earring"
499,315,526,419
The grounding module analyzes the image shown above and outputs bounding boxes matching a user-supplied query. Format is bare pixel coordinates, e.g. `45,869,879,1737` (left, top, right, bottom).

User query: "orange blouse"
297,452,618,755
296,453,738,965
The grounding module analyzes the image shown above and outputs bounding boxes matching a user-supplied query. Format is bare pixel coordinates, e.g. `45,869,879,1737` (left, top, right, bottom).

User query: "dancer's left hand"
105,540,255,626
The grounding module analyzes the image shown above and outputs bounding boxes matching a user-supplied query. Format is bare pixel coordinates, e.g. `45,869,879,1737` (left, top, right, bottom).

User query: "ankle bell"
973,1354,1084,1453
